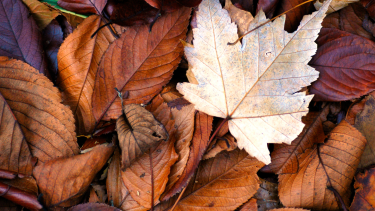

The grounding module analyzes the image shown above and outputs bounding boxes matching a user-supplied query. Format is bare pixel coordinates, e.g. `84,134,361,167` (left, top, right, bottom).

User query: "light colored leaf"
177,0,331,164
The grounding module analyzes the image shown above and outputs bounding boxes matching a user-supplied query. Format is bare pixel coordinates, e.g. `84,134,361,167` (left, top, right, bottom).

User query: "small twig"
317,144,348,211
149,149,154,211
169,186,187,211
228,0,315,45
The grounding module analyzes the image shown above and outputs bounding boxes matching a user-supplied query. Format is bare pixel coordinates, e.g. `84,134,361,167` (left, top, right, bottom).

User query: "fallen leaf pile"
1,0,375,210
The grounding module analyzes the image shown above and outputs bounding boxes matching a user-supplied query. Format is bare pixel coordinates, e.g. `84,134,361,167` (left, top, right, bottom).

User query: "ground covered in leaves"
1,0,375,210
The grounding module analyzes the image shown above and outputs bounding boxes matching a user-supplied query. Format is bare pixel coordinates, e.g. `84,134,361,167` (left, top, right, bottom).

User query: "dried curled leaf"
0,57,79,164
0,93,34,177
116,104,168,170
351,168,375,211
33,144,114,208
177,0,331,164
279,120,366,210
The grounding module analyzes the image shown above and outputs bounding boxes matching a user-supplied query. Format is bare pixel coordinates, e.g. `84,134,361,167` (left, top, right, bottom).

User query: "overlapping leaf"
57,15,119,134
351,168,375,210
58,0,107,14
22,0,60,29
92,6,191,122
0,57,79,164
177,0,331,164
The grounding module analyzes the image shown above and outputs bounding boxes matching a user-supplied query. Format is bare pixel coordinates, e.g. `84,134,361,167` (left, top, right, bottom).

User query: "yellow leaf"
177,0,331,164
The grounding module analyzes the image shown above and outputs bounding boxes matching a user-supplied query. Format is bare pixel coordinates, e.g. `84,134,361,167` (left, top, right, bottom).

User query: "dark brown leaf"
0,93,35,177
350,168,375,211
33,144,114,208
68,203,121,211
256,0,279,18
310,28,375,101
0,57,79,164
162,111,213,200
117,104,168,170
0,0,49,77
58,0,107,14
275,0,315,32
92,7,191,122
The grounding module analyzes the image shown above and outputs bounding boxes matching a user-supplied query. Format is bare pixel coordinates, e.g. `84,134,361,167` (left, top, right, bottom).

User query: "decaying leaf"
350,168,375,211
269,107,329,174
177,0,331,164
162,149,264,210
315,0,359,14
309,28,375,101
354,94,375,168
22,0,60,29
33,144,114,208
279,120,366,210
251,178,281,211
121,97,178,208
116,104,168,170
0,0,48,76
92,6,191,122
0,93,35,177
57,15,119,135
0,57,79,164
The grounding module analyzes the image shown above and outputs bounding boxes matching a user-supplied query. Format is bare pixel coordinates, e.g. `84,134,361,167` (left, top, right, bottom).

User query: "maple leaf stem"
227,0,315,45
169,186,187,211
317,144,348,211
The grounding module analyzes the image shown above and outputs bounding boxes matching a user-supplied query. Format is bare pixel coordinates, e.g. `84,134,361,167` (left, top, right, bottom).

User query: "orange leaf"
33,144,114,208
279,120,366,210
92,7,191,122
0,57,79,164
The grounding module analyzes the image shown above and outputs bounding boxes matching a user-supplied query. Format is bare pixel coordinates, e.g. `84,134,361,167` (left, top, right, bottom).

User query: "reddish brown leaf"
160,149,264,210
92,7,191,122
58,0,107,14
0,198,19,211
116,104,168,170
279,120,366,210
88,187,100,203
57,15,120,135
0,93,34,177
162,111,213,200
239,198,257,211
256,0,279,18
81,136,108,151
269,107,329,174
269,209,310,211
0,57,79,164
146,0,202,9
0,0,49,77
160,83,183,103
362,0,375,20
354,94,375,168
104,0,160,26
350,168,375,211
0,177,38,196
309,28,375,101
322,3,374,40
33,144,114,208
68,203,121,211
346,97,367,125
22,0,61,30
275,0,315,32
0,181,42,210
121,95,178,208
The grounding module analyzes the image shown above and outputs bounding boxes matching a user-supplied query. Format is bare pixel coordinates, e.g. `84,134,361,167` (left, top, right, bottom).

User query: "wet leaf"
0,0,49,77
92,6,191,122
0,57,79,164
57,15,119,135
279,120,366,210
33,144,114,208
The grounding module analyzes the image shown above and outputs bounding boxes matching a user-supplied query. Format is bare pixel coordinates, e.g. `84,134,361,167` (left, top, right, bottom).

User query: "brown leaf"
350,168,375,211
58,0,107,14
322,3,374,40
275,0,315,32
162,149,264,210
92,7,191,122
121,96,178,208
22,0,60,29
164,103,195,194
354,94,375,168
362,0,375,20
269,107,329,174
203,133,237,160
279,120,366,210
145,0,202,10
116,104,168,170
256,0,279,18
0,57,79,164
68,203,122,211
33,144,114,208
0,0,49,77
57,15,119,135
162,111,213,200
0,198,19,211
0,181,42,210
224,0,254,39
252,179,281,211
346,97,367,125
0,177,38,196
160,83,183,103
239,198,258,211
88,187,100,203
310,28,375,101
269,209,310,211
0,93,34,177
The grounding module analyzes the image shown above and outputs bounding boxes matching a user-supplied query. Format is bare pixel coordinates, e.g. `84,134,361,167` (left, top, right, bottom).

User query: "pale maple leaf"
177,0,331,164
